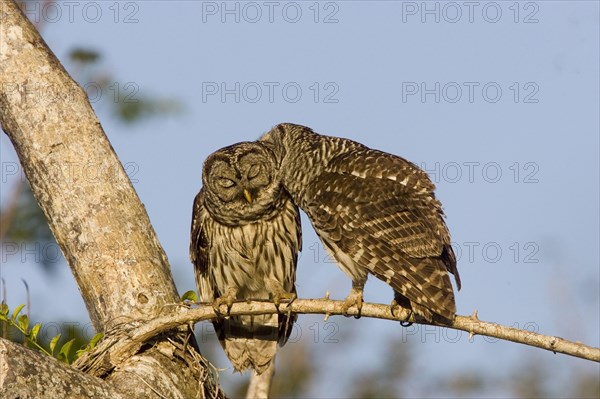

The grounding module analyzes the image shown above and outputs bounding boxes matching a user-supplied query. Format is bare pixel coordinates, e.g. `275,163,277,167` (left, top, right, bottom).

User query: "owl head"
259,123,319,165
201,141,285,225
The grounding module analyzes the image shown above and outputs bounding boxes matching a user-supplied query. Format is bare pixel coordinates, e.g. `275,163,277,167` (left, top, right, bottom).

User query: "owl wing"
189,190,217,302
326,149,450,254
276,198,302,346
302,149,460,319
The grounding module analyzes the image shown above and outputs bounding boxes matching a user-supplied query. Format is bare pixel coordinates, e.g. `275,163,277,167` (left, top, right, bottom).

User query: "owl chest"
207,222,274,294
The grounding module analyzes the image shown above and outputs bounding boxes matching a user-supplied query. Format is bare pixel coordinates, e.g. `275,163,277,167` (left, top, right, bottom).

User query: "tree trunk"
0,1,224,397
0,339,125,399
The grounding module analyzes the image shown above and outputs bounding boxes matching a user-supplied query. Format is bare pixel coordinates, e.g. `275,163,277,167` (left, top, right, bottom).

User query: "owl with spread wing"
259,123,460,322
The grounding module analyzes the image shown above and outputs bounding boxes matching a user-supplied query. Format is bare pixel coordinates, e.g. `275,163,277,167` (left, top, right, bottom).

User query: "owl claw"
213,292,236,317
390,299,413,326
341,288,363,319
212,304,225,318
400,316,413,327
272,290,297,312
400,309,414,328
212,302,230,318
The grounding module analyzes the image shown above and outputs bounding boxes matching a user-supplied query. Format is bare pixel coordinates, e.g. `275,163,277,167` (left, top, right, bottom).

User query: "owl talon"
212,292,236,317
400,309,414,327
212,304,226,318
212,303,229,318
272,290,297,312
390,299,414,326
286,294,297,306
341,288,363,319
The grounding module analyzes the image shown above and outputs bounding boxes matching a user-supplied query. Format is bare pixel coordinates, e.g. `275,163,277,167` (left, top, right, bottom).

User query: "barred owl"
260,123,461,322
190,142,301,374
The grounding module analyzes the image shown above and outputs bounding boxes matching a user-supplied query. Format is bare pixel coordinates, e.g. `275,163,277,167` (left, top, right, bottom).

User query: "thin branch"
73,298,599,375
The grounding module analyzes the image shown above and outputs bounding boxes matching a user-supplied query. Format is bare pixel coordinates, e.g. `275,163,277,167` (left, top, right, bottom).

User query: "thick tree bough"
1,1,224,397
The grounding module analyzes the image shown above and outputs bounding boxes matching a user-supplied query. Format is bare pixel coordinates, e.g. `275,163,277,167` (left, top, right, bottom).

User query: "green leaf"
181,290,197,302
75,332,105,359
0,303,9,317
89,333,104,349
12,304,25,322
30,323,41,341
49,334,61,355
18,314,29,332
58,338,76,364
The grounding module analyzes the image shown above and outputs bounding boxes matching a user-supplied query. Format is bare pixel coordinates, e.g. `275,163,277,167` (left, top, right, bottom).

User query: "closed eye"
247,164,261,180
217,178,236,188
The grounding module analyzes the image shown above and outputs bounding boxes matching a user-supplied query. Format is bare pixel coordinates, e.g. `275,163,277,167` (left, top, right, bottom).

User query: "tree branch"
73,298,599,373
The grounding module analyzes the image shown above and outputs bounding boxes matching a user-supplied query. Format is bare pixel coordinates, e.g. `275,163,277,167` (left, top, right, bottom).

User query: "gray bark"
0,1,225,397
246,363,275,399
0,338,125,399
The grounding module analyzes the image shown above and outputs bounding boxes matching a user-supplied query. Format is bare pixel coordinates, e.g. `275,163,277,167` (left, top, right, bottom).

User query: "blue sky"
1,1,599,397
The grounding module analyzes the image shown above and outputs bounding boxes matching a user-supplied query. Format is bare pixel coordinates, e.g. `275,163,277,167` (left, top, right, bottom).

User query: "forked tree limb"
73,297,599,376
1,1,224,397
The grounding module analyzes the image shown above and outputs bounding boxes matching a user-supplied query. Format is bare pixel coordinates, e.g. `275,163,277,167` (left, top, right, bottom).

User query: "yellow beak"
243,189,253,204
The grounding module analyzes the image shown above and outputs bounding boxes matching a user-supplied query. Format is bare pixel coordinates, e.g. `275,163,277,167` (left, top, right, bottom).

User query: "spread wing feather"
301,148,460,319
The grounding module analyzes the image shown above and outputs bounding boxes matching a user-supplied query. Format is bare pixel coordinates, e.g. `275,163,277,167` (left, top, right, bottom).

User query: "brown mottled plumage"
190,142,301,374
260,123,460,322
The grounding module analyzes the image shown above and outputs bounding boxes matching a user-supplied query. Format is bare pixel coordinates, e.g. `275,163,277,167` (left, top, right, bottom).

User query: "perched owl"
259,123,461,322
190,142,301,374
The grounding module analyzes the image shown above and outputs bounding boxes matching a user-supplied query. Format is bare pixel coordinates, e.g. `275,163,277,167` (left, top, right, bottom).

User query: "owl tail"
389,255,457,323
216,313,279,374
